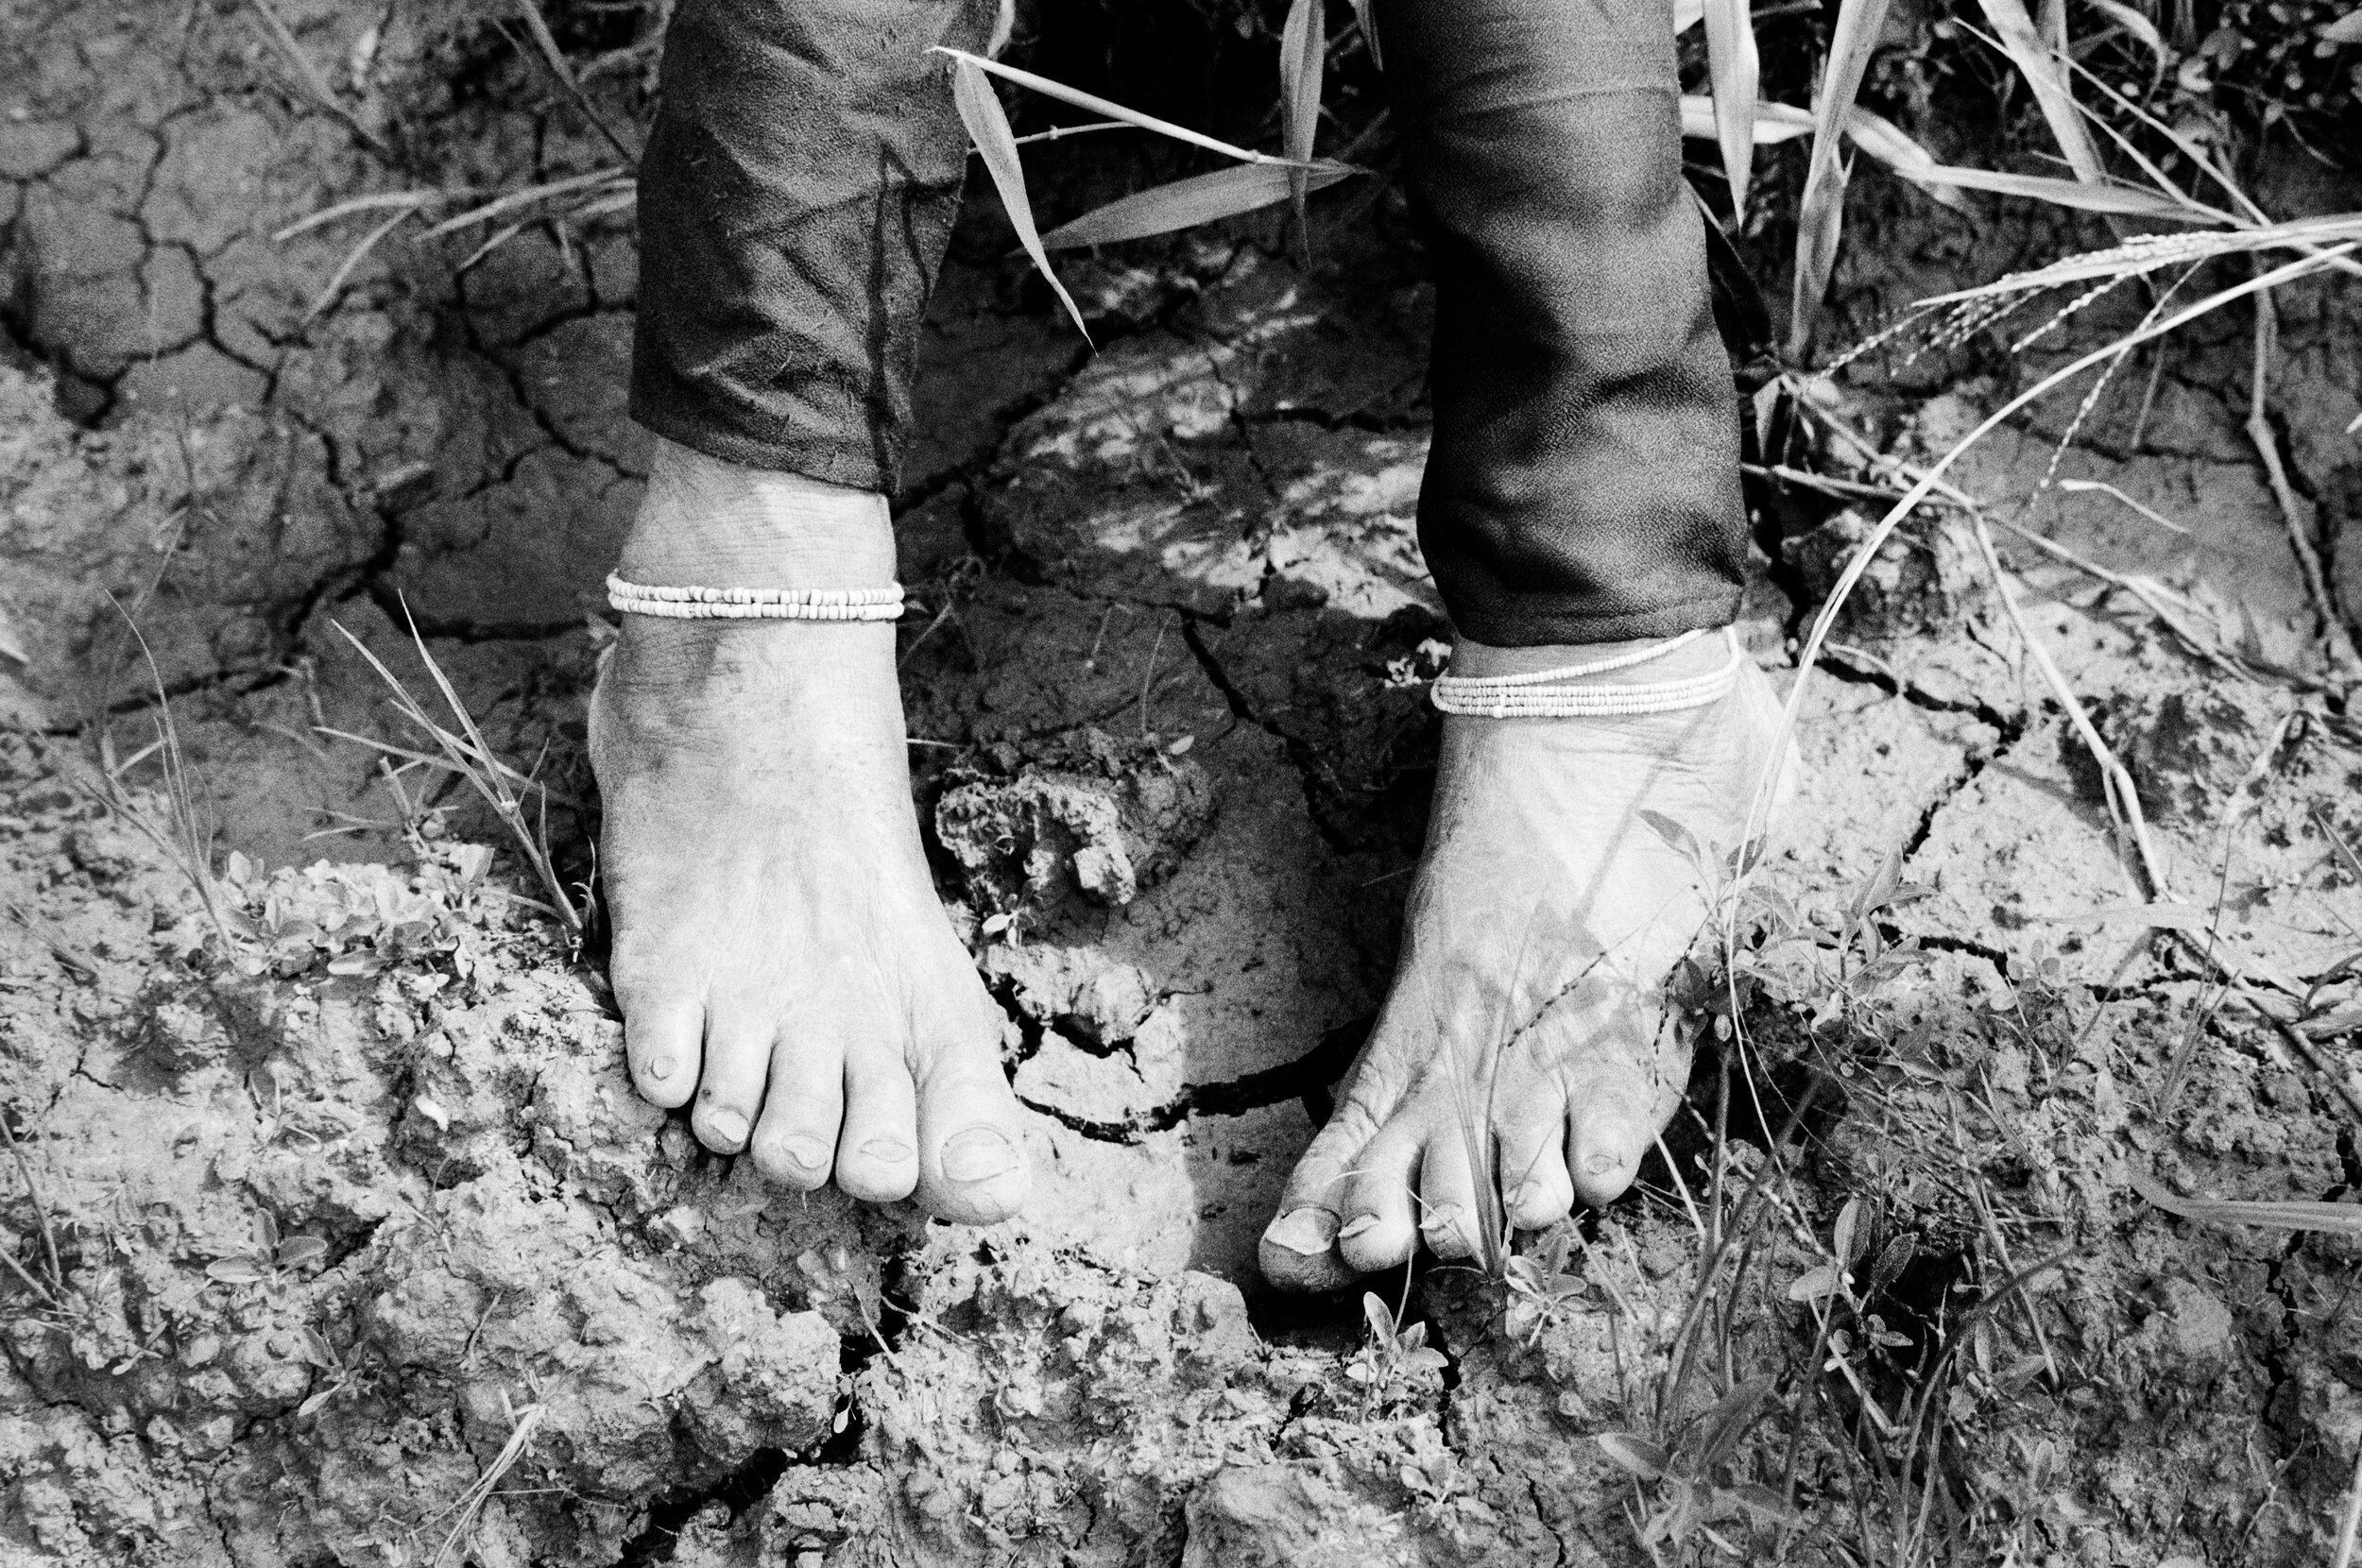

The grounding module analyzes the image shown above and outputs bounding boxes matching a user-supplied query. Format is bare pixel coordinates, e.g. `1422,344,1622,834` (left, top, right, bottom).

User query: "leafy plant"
294,1324,368,1419
1502,1228,1590,1347
1597,1375,1801,1552
1345,1289,1449,1412
206,1210,329,1288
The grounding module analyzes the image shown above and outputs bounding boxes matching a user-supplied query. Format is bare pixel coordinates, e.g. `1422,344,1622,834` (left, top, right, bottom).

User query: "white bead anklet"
1430,626,1743,718
604,574,906,622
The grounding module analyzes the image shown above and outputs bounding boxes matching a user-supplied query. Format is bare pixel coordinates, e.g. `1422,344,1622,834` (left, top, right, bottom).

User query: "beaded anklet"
1430,626,1742,719
605,574,906,622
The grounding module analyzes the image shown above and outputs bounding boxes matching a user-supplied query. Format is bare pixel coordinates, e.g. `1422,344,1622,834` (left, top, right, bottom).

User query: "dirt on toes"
11,0,2362,1561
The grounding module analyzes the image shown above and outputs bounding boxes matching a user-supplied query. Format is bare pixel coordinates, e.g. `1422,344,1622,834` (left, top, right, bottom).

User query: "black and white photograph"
4,0,2362,1560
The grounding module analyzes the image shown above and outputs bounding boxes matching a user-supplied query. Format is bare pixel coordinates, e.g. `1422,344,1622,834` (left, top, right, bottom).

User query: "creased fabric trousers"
629,0,1748,646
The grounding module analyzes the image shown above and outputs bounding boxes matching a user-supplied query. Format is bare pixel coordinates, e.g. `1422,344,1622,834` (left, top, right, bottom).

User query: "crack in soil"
1016,1014,1368,1145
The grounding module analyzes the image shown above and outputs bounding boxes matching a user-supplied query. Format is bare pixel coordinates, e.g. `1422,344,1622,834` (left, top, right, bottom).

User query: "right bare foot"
588,437,1030,1221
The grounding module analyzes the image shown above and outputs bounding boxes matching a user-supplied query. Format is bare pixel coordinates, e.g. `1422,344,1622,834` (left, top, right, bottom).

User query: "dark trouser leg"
629,0,995,492
1376,0,1748,647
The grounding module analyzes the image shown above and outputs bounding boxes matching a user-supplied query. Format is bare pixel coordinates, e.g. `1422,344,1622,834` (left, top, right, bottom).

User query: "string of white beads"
1430,626,1743,718
604,574,907,622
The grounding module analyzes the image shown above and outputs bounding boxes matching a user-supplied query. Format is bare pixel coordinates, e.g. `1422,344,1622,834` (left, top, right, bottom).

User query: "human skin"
590,437,1790,1271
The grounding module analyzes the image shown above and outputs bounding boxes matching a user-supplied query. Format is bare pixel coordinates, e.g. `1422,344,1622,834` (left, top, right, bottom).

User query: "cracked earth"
9,0,2362,1563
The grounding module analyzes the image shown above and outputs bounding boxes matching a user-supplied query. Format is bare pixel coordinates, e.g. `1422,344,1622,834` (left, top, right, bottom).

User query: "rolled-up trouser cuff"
1378,0,1750,648
628,0,996,492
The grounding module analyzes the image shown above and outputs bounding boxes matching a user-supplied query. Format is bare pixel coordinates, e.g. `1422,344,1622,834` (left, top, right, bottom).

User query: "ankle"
619,435,896,590
1447,625,1736,685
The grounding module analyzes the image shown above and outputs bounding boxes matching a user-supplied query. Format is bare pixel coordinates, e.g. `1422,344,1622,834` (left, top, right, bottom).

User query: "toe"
748,1032,845,1191
617,988,702,1109
913,999,1031,1224
1338,1122,1423,1274
1416,1136,1486,1262
1496,1089,1576,1232
835,1039,920,1203
1566,1070,1658,1208
690,1002,773,1155
1258,1096,1382,1293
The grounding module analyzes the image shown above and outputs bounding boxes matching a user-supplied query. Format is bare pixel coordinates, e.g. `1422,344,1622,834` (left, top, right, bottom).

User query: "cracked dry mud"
10,0,2362,1563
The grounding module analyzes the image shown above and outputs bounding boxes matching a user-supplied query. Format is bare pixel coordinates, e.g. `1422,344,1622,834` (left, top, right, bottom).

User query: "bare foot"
589,437,1029,1221
1259,630,1793,1289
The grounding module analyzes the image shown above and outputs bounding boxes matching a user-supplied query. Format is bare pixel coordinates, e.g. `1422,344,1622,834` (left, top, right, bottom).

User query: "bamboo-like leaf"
1279,0,1325,233
949,58,1088,339
934,47,1309,171
1974,0,2107,183
1789,0,1892,356
1703,0,1761,216
1042,162,1356,250
1904,162,2205,217
1680,95,1809,144
1348,0,1381,66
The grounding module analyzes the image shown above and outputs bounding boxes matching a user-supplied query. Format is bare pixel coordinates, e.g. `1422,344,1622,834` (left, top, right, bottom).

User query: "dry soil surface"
9,1,2362,1564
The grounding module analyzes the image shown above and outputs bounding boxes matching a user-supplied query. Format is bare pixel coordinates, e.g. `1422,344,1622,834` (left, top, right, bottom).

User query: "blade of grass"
1789,0,1893,357
0,1114,62,1297
240,0,386,154
1743,242,2357,883
507,0,637,163
273,190,462,244
1971,509,2165,898
933,47,1326,171
1040,162,1355,249
1279,0,1325,238
1347,0,1381,67
300,204,418,323
329,616,582,939
1900,163,2207,218
2056,477,2190,534
2245,286,2362,674
1973,0,2107,183
1703,0,1760,216
417,169,629,241
950,57,1088,339
2131,1168,2362,1236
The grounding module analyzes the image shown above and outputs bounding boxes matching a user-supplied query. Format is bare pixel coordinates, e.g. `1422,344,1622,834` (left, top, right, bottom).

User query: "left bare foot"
1259,629,1794,1290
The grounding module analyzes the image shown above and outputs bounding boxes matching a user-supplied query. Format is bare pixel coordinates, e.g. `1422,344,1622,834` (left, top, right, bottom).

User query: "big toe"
613,963,702,1109
1258,1099,1385,1292
1259,1204,1356,1292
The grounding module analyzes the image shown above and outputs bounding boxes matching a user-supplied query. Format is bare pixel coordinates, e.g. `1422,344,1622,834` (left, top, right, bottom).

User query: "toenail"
941,1128,1018,1184
775,1133,830,1172
1418,1204,1464,1233
649,1056,677,1081
705,1110,749,1150
1337,1215,1379,1240
1584,1151,1622,1175
1263,1207,1340,1254
859,1135,915,1165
